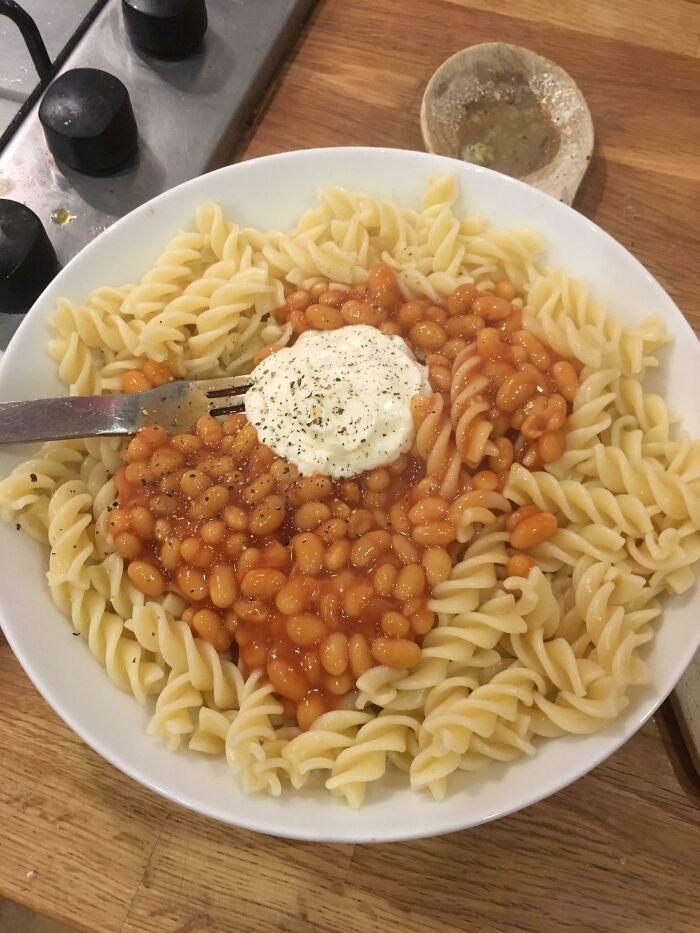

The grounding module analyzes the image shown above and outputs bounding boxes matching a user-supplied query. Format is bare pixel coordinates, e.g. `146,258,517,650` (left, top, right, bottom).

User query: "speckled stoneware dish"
421,43,594,205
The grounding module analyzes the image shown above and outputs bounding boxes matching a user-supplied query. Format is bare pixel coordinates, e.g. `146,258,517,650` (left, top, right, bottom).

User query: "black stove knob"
122,0,208,59
0,200,59,313
39,68,138,175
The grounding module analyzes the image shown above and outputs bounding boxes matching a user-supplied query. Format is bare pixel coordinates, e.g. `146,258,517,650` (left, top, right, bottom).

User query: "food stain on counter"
50,207,76,226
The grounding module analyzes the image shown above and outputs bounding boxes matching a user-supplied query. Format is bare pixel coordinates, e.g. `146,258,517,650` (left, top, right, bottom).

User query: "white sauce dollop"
245,325,428,478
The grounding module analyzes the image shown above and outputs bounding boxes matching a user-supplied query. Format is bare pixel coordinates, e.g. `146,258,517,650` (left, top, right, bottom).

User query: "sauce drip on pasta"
110,263,580,729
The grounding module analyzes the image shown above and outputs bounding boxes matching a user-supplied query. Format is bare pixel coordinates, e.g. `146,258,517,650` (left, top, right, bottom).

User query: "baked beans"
509,510,558,550
114,415,443,728
112,263,575,730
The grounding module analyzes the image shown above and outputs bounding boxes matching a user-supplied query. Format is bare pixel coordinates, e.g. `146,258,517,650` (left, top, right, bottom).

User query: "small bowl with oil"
421,43,594,204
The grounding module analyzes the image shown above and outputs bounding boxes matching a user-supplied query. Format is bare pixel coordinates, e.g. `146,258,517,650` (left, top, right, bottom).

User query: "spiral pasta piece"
410,665,546,797
428,528,509,612
148,671,205,751
411,393,462,499
545,369,618,478
526,269,666,375
356,654,495,714
326,714,421,808
626,525,700,593
224,671,289,795
600,413,689,477
422,207,465,276
525,272,607,368
86,284,136,315
505,463,656,536
610,375,676,443
531,524,625,570
281,710,372,788
571,560,657,686
503,567,561,637
126,602,242,709
450,344,497,469
0,441,84,519
120,231,207,321
449,489,512,544
578,445,700,525
323,186,416,255
50,581,165,700
531,675,628,735
189,707,237,755
46,480,95,587
419,665,547,753
196,202,263,266
647,431,700,484
134,299,203,364
48,332,106,396
88,552,148,620
456,715,537,773
432,590,534,653
508,628,604,696
261,231,361,287
50,295,142,359
423,173,460,212
461,229,543,289
79,448,119,549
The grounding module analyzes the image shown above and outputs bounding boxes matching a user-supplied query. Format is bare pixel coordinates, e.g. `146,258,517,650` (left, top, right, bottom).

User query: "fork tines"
200,375,253,418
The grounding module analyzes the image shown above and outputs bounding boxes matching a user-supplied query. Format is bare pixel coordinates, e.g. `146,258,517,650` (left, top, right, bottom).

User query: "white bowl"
1,148,698,843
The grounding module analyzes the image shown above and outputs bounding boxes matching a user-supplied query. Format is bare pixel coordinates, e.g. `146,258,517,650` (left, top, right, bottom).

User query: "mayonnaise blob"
245,325,429,478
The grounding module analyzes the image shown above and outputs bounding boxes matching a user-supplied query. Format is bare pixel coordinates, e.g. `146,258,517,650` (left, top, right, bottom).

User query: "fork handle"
0,394,135,444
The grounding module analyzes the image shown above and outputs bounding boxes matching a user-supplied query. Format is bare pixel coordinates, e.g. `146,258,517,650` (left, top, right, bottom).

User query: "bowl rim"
1,145,698,843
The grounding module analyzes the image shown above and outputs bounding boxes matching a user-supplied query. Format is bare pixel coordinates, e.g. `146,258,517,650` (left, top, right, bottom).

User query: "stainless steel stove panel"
0,0,100,137
0,0,314,347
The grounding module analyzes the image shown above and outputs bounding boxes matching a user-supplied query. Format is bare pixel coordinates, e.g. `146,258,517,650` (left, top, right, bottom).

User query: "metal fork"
0,375,253,445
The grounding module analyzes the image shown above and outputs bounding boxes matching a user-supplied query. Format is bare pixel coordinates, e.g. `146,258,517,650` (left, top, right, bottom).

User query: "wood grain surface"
2,2,700,931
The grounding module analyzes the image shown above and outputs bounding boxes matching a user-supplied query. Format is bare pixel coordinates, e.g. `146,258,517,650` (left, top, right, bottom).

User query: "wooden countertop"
2,2,700,930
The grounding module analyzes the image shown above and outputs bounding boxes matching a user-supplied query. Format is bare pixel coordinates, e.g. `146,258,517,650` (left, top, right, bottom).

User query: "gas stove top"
0,0,314,349
0,0,104,143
